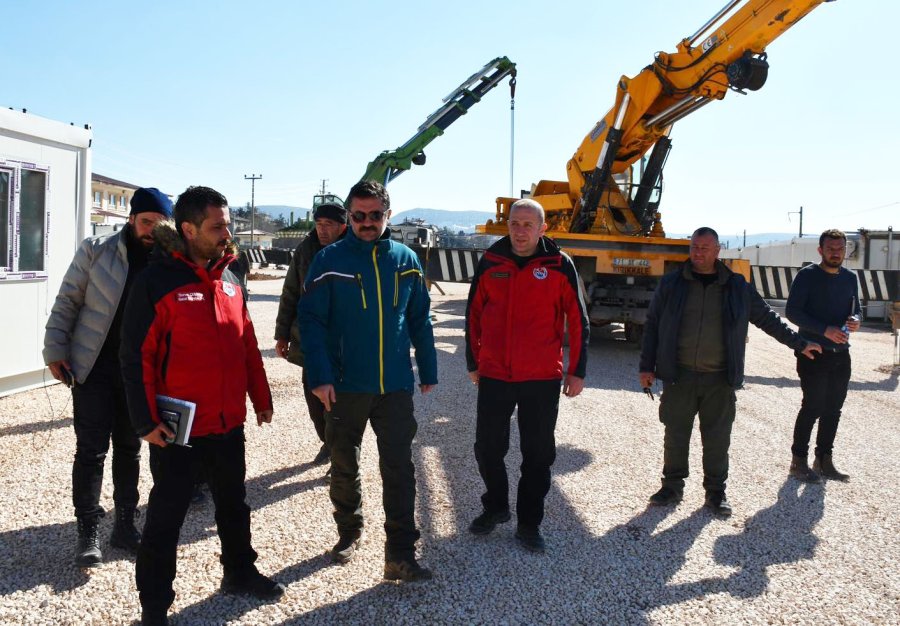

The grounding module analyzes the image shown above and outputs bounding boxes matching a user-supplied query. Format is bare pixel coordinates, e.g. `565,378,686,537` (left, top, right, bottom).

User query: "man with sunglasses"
299,180,438,582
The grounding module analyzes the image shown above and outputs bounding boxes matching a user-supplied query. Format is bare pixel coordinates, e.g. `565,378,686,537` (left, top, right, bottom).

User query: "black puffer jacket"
640,260,809,389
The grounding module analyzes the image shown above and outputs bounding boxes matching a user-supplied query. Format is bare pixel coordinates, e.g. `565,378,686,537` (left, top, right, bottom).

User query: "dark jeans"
71,355,140,519
325,391,419,562
474,377,560,529
658,371,736,493
792,350,851,458
301,368,327,447
136,427,257,614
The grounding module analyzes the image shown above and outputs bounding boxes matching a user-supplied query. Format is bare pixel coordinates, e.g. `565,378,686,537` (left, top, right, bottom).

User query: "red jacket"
120,227,271,438
465,236,589,382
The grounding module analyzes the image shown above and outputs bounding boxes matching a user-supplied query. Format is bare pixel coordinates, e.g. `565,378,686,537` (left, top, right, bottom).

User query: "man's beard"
822,256,843,269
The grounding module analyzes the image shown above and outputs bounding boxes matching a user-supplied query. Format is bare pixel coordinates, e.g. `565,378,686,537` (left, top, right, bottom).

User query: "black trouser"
792,350,851,458
301,368,327,447
474,377,561,529
658,371,735,493
71,354,140,520
326,391,419,562
136,427,257,614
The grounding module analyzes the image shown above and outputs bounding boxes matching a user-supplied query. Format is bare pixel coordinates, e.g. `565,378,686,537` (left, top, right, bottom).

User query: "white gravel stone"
0,275,897,624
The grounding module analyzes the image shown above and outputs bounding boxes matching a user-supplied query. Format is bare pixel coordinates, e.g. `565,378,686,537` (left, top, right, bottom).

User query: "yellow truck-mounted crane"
477,0,834,342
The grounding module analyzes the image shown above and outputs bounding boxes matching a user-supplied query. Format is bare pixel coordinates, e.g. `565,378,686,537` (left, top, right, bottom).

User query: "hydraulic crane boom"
515,0,833,237
361,56,517,186
476,0,836,343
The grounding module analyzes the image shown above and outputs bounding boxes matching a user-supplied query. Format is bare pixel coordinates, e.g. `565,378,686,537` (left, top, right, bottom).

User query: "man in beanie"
274,200,347,473
44,187,173,567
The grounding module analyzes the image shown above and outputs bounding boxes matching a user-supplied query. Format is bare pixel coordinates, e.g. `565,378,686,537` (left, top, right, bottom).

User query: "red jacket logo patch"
176,292,204,302
532,267,548,280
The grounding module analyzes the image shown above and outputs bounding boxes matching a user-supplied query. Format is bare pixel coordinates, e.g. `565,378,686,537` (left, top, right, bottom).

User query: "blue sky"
7,0,897,236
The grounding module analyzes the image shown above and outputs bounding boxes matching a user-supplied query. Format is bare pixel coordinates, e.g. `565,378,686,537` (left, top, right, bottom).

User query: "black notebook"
155,395,197,447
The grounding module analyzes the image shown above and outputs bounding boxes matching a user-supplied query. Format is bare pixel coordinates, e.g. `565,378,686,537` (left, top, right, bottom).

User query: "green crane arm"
361,56,516,186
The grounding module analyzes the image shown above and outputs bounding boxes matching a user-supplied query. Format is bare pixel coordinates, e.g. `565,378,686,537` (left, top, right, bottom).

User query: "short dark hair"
346,180,390,212
691,226,719,244
174,186,228,235
819,228,846,248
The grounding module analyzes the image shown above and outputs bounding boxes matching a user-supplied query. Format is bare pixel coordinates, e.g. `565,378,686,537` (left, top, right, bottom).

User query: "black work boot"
331,529,364,564
109,507,141,552
789,455,823,484
649,485,683,506
221,567,285,600
704,491,733,517
813,453,850,482
74,516,102,567
140,608,169,626
514,525,546,553
469,509,511,535
384,558,433,582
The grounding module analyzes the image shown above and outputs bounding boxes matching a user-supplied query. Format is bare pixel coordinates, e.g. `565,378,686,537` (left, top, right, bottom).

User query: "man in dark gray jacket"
638,227,821,517
43,188,172,567
274,201,346,469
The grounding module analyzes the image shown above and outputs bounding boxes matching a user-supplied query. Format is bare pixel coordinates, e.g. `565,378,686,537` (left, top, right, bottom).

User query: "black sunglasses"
350,210,387,223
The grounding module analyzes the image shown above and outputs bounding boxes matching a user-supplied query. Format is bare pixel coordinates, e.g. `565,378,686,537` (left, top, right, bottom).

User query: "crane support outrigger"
478,0,835,343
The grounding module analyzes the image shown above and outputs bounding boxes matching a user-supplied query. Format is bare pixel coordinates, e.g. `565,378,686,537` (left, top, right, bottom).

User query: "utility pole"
743,229,746,247
320,179,328,195
244,174,262,248
787,205,803,238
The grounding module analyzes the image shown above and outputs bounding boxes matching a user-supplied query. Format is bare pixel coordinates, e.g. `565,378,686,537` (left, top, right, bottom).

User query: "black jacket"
274,229,346,366
640,260,809,389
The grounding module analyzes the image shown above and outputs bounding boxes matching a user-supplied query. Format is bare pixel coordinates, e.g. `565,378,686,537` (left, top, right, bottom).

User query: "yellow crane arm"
524,0,833,236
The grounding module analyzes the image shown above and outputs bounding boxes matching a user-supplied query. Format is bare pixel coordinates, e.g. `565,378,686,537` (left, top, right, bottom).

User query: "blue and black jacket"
298,228,438,394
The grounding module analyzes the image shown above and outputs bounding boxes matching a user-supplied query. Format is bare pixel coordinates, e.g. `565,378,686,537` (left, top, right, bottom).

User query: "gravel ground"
1,274,898,625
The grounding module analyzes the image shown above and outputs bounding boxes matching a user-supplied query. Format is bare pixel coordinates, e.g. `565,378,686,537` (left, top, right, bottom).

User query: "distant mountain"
392,208,494,233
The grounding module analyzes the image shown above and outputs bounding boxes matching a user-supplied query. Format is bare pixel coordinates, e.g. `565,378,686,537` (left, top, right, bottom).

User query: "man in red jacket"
465,199,589,553
120,186,282,626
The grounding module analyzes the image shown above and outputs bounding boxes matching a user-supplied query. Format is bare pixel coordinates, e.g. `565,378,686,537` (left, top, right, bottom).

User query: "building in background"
90,173,136,228
232,228,275,249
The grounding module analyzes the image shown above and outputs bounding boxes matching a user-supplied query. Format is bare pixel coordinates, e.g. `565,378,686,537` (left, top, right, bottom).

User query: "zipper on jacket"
394,269,421,309
372,247,385,394
505,264,517,377
356,274,367,309
393,271,399,308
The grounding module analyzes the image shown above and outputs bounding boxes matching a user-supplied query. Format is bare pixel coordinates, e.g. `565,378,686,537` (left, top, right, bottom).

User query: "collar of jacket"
344,226,392,253
486,235,561,263
169,250,235,280
148,222,234,278
681,259,732,285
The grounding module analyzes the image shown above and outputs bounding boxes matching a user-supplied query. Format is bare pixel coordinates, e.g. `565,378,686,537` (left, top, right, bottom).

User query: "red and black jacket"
119,225,272,438
465,236,589,382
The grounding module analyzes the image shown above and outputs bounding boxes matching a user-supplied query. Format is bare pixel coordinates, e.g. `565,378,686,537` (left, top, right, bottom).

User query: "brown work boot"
813,453,850,482
789,455,823,484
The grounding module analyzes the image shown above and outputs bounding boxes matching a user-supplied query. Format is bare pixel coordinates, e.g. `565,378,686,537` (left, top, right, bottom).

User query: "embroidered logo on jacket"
223,282,236,297
176,292,204,302
532,267,548,280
